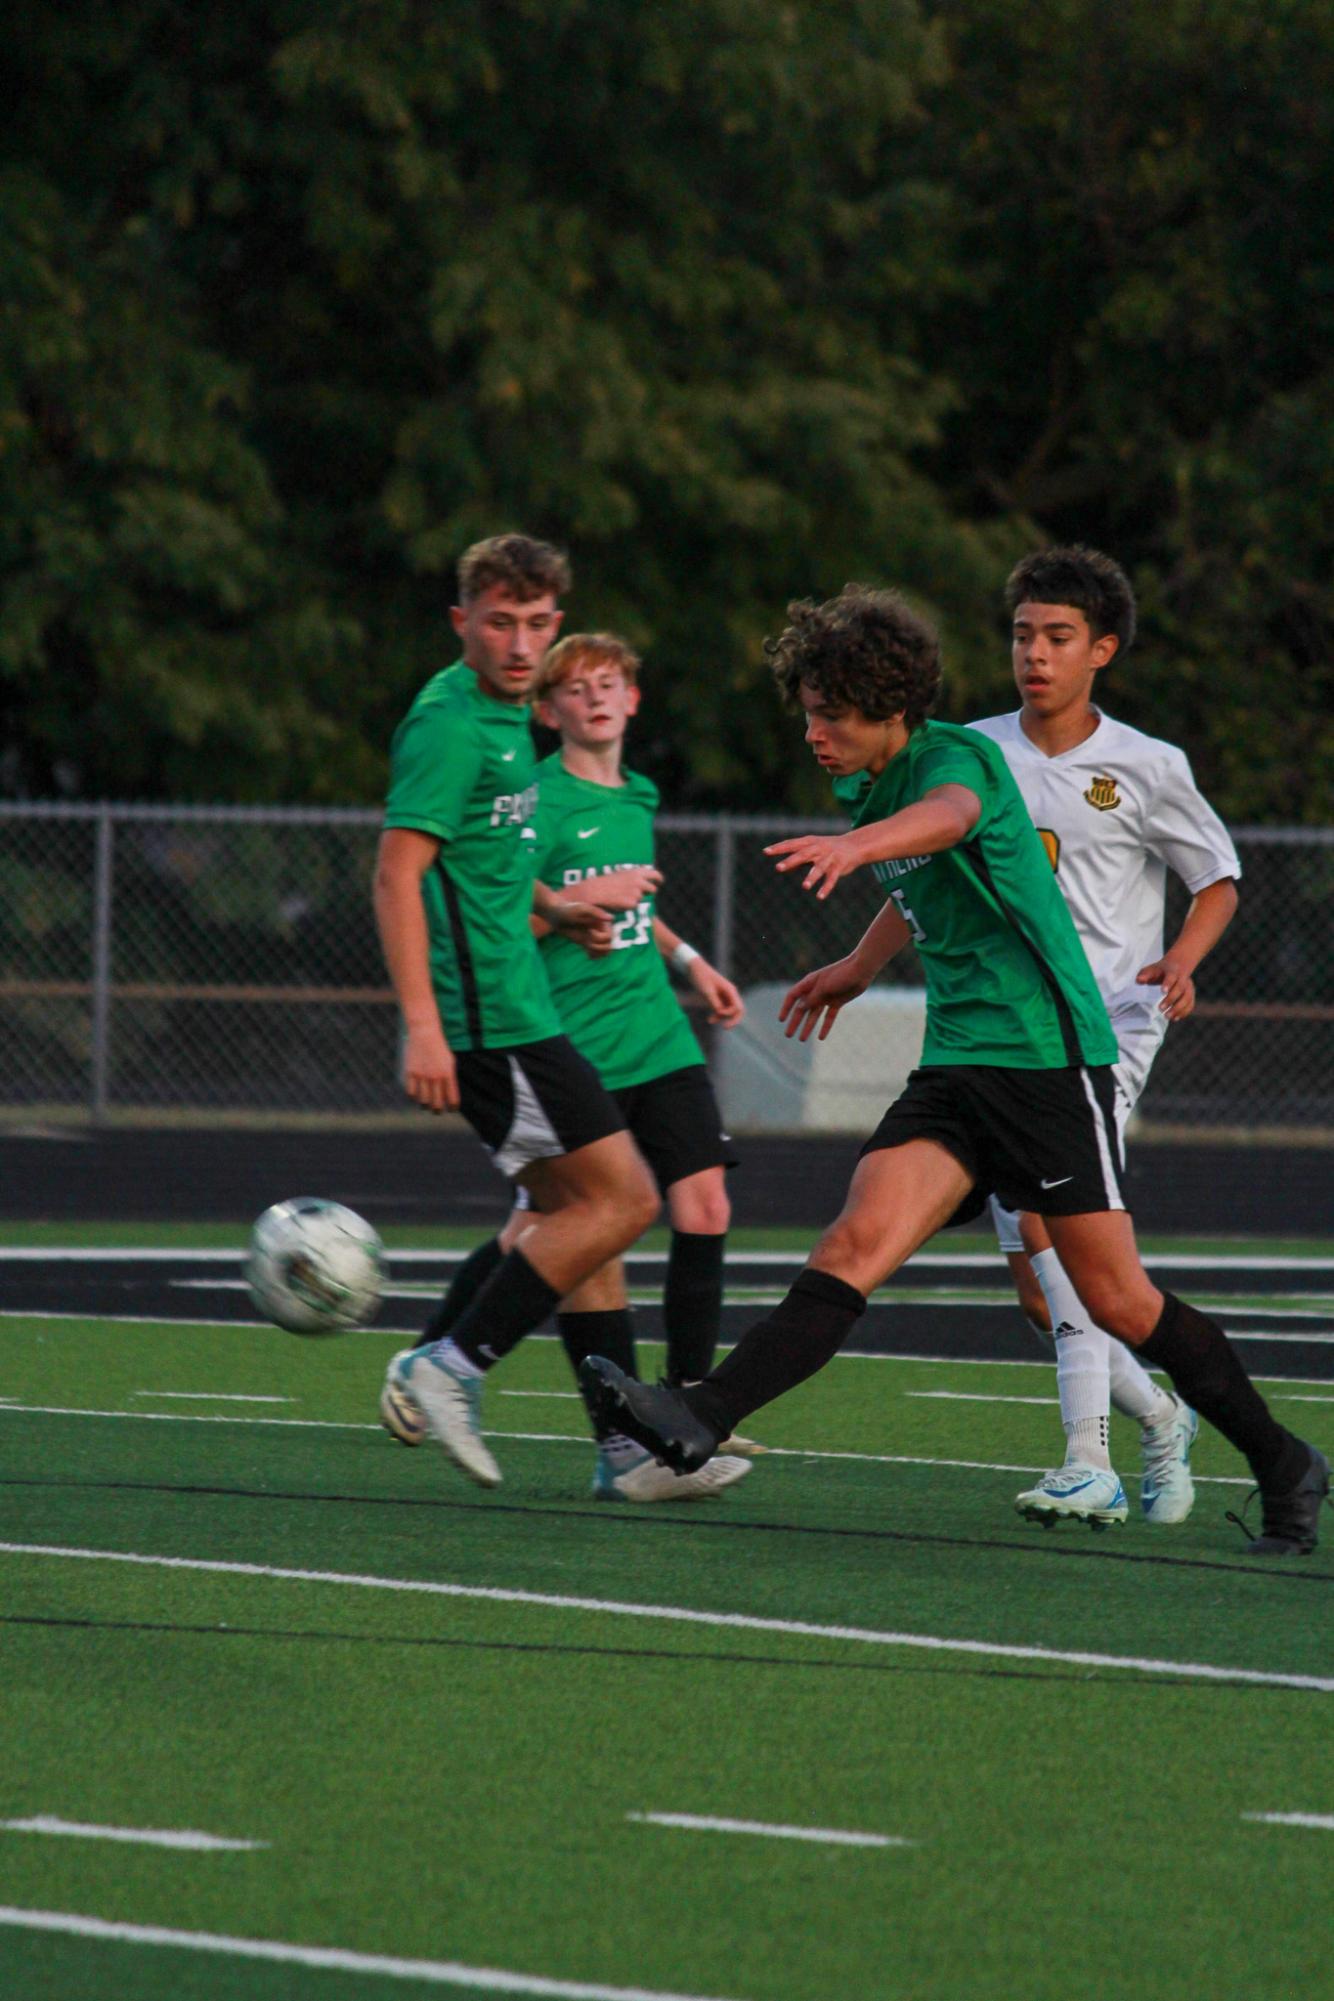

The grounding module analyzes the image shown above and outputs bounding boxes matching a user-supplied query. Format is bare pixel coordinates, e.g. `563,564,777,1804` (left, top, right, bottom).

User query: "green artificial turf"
2,1297,1332,2000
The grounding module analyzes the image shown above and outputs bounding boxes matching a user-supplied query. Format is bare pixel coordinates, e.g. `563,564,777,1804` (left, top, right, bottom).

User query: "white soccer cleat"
592,1447,752,1503
380,1349,429,1445
1015,1462,1128,1529
395,1348,501,1489
1139,1398,1199,1525
717,1431,769,1456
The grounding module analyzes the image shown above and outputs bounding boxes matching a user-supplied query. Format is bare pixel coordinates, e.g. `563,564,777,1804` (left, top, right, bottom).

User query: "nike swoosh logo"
577,827,600,839
500,749,517,762
1040,1175,1074,1189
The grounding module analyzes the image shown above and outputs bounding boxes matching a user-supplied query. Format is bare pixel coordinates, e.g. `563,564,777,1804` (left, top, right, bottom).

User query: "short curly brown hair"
457,533,571,605
766,585,942,729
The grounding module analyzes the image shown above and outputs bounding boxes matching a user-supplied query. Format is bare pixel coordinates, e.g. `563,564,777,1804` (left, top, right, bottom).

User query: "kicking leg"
582,1140,972,1471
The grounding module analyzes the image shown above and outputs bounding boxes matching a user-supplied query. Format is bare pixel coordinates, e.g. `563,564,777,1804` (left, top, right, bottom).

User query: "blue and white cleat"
1139,1398,1198,1525
1015,1462,1129,1529
591,1446,752,1503
394,1347,501,1488
380,1348,429,1446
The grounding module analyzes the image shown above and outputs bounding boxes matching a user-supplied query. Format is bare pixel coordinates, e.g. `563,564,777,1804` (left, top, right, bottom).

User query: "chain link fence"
0,803,1330,1132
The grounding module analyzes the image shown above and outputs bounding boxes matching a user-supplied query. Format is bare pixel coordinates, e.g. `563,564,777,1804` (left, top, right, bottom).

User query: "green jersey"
833,720,1117,1069
383,663,559,1052
531,754,703,1090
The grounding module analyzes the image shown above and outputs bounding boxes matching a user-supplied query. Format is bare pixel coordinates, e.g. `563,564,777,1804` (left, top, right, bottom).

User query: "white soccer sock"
1106,1340,1176,1430
434,1335,486,1381
1030,1248,1113,1470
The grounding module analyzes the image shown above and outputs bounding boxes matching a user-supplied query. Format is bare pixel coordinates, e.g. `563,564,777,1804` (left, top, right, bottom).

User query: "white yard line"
907,1391,1058,1406
2,1542,1329,1692
499,1390,581,1400
628,1813,908,1849
1240,1812,1334,1831
0,1908,742,2001
0,1400,1270,1483
131,1391,294,1404
0,1817,263,1852
0,1400,1264,1483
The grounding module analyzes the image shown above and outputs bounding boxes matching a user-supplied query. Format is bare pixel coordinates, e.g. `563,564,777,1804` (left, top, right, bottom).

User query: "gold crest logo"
1084,774,1121,812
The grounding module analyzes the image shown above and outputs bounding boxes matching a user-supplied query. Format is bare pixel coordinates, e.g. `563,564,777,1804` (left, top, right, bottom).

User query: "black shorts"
455,1036,625,1179
612,1064,737,1195
860,1063,1127,1225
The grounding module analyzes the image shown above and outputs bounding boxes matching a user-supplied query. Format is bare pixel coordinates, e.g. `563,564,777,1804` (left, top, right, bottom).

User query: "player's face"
451,586,563,704
798,682,906,777
537,663,640,749
1011,601,1118,719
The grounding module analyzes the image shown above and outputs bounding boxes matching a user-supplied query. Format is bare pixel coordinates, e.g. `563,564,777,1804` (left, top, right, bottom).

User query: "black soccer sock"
682,1268,867,1440
446,1248,561,1371
1138,1290,1307,1491
663,1231,726,1384
417,1235,505,1347
559,1309,639,1441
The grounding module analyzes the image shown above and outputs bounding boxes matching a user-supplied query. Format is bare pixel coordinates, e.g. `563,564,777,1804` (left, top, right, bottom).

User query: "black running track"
1,1122,1331,1234
1,1124,1329,1377
4,1247,1330,1381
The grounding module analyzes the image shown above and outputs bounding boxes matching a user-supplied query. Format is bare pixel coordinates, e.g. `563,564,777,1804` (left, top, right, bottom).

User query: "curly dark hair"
765,585,942,729
1005,545,1136,651
457,533,571,605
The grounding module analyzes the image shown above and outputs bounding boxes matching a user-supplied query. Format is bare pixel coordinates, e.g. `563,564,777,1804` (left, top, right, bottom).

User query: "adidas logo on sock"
1052,1321,1079,1340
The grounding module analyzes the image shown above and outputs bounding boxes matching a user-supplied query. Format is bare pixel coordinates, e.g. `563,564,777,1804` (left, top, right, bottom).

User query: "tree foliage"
1,0,1329,816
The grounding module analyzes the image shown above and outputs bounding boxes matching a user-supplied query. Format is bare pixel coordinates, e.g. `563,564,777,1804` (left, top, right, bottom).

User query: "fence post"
712,815,735,977
89,807,115,1123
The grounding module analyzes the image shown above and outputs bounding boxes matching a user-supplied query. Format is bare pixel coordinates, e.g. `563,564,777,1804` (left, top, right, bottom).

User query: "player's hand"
1137,956,1197,1021
778,957,870,1041
581,866,663,912
554,899,616,957
688,960,745,1027
402,1021,459,1113
765,832,862,900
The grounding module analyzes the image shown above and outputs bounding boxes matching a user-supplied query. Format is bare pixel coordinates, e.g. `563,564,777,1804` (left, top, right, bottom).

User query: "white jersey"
968,708,1240,1006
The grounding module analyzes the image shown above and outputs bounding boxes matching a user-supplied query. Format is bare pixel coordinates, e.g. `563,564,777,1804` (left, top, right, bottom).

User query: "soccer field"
2,1234,1331,2001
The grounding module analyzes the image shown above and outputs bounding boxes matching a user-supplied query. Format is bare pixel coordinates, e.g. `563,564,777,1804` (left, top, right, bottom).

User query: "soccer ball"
246,1197,385,1336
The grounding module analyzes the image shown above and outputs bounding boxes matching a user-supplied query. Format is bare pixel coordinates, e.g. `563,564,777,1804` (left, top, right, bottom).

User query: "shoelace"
1225,1484,1323,1549
1224,1490,1260,1544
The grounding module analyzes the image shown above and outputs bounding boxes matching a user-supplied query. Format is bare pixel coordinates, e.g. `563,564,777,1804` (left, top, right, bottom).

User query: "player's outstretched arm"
766,785,980,899
779,898,914,1042
373,827,459,1113
1136,876,1240,1021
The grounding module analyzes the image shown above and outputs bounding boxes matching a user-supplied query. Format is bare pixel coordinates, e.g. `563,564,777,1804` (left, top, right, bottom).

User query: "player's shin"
663,1230,726,1384
683,1268,866,1440
1137,1291,1307,1491
418,1234,505,1347
442,1249,561,1370
1031,1248,1113,1470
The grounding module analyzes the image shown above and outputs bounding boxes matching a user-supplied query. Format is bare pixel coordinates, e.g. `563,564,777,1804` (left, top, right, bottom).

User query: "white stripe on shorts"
493,1055,564,1178
1079,1067,1125,1212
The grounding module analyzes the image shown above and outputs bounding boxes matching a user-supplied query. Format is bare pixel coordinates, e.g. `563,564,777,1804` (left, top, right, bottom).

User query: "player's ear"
449,604,467,640
1091,633,1119,670
534,698,556,730
625,682,642,717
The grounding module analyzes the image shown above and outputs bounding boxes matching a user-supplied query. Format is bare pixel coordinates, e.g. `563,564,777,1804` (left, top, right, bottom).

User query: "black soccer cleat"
579,1357,721,1474
1236,1444,1330,1558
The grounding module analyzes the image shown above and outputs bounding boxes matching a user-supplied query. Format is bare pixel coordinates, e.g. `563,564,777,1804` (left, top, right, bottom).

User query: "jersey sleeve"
912,737,996,825
1142,747,1242,891
383,706,483,844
